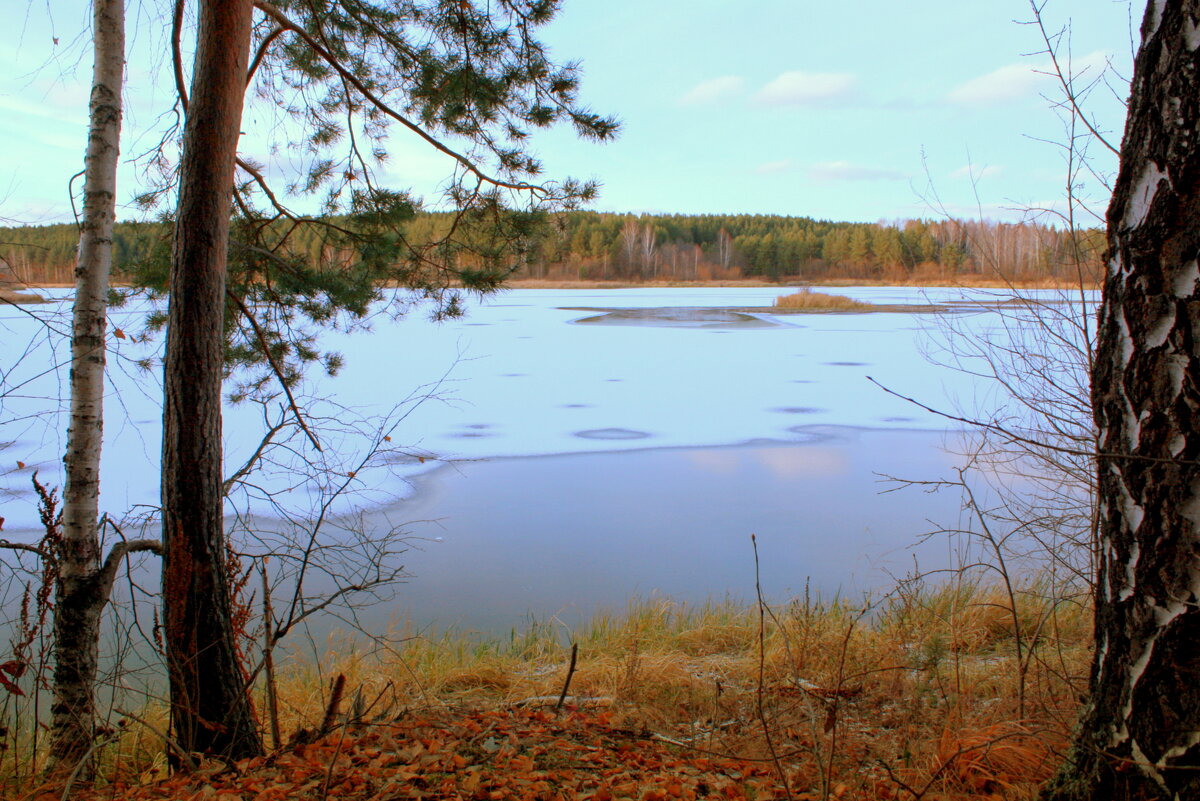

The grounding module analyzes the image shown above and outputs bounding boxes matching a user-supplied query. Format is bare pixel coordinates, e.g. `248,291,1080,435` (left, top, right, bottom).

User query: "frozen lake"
0,286,1086,632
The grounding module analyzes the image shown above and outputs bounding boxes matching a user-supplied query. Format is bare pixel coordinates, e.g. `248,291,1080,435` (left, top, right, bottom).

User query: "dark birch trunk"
1044,2,1200,798
162,0,262,761
49,0,125,771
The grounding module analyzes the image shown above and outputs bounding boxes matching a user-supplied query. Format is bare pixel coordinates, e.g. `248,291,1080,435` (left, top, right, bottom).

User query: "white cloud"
807,161,908,182
948,50,1112,105
950,164,1003,180
754,159,798,175
678,75,745,106
947,63,1044,105
752,71,856,107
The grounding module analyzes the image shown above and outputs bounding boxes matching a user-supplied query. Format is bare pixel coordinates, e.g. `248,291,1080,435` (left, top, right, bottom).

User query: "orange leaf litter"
54,707,802,801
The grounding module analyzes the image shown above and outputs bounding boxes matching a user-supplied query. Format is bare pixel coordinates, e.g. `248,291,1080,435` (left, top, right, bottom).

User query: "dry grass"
260,584,1090,799
933,722,1063,796
1,584,1091,799
774,288,875,311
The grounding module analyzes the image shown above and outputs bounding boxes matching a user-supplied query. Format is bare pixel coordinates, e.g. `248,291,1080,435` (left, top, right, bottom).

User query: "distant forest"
0,211,1103,286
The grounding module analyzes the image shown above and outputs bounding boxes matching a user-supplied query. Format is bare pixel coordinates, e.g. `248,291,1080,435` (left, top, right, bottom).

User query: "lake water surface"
0,286,1081,633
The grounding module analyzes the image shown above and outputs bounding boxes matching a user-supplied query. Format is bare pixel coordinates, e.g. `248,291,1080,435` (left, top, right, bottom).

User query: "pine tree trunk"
162,0,262,761
49,0,125,771
1044,2,1200,798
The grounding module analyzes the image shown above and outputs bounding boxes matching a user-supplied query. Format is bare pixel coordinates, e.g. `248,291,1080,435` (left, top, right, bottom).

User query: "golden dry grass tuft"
774,288,875,311
4,584,1092,800
933,722,1064,796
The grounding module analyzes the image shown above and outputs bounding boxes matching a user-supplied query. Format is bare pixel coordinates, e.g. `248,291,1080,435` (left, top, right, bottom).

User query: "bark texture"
49,0,125,770
162,0,262,761
1044,2,1200,799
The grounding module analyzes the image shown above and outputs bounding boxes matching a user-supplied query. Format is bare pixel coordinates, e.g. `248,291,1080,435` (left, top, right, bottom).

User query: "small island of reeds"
774,288,875,312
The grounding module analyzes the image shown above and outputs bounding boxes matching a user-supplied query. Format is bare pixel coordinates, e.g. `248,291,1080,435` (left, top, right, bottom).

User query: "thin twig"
751,534,792,799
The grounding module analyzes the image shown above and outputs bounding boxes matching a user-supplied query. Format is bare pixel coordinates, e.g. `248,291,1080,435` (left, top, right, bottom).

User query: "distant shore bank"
22,277,1098,293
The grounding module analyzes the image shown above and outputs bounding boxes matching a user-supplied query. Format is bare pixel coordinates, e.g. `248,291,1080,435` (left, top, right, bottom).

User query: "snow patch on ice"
1123,161,1168,229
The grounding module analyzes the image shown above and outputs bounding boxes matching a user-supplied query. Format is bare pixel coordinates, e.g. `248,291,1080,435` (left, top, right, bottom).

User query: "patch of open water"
361,427,969,634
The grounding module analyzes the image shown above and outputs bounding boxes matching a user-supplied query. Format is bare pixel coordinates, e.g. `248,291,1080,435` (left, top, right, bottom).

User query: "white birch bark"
1046,2,1200,798
50,0,125,769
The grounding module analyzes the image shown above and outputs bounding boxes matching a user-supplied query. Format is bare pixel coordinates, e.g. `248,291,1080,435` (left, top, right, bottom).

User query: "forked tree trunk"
50,0,125,771
1043,2,1200,798
162,0,262,761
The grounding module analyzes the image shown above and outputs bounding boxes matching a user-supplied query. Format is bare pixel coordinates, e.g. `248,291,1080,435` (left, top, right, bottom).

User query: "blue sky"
1,0,1136,226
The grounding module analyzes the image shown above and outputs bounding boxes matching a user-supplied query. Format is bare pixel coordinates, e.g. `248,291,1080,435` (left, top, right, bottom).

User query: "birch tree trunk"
49,0,125,770
161,0,262,761
1044,2,1200,798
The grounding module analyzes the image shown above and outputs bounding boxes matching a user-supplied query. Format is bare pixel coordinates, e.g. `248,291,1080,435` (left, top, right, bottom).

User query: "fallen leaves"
64,707,792,801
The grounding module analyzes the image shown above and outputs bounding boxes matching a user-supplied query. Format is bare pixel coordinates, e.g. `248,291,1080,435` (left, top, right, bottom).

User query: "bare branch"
1027,0,1120,156
226,290,323,452
0,540,52,560
171,0,189,111
224,412,290,495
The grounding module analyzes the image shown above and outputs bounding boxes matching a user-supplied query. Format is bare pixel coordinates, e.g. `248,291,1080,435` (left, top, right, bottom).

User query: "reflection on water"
368,428,968,634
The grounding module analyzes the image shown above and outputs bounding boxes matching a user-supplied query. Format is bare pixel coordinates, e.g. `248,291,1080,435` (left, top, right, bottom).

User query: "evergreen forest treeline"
0,212,1102,287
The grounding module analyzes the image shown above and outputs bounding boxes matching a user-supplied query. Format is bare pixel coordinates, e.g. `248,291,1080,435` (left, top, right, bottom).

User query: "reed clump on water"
774,288,875,311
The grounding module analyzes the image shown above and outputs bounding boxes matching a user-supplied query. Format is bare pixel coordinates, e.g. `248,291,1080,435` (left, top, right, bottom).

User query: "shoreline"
0,426,965,537
22,277,1099,292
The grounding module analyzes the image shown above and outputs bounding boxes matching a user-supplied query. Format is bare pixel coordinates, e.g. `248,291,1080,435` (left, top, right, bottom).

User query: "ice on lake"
0,285,1093,631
